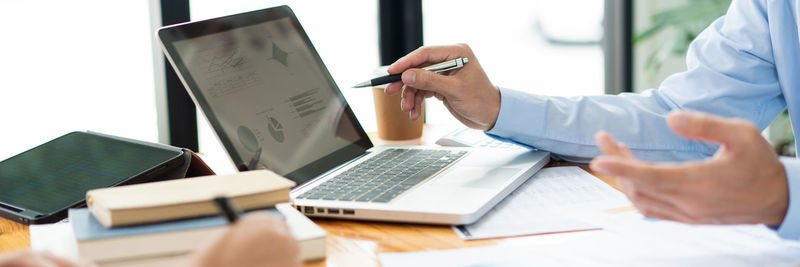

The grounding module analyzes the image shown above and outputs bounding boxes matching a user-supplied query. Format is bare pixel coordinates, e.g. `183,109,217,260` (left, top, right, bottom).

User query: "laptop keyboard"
478,138,522,149
296,148,468,203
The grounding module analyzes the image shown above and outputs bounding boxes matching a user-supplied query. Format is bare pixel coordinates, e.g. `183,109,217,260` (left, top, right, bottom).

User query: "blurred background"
2,0,790,170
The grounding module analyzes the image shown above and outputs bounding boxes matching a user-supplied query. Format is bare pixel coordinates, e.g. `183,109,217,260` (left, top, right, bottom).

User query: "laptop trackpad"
431,167,519,188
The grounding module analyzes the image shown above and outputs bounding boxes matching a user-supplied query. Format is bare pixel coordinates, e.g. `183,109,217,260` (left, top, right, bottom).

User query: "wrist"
484,86,501,131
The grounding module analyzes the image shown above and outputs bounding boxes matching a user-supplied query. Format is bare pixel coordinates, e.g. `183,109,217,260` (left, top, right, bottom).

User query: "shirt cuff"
776,157,800,240
486,87,547,139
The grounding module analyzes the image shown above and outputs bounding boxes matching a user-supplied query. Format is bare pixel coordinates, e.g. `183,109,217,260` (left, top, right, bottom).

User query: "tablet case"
0,132,216,225
90,131,216,179
178,149,217,178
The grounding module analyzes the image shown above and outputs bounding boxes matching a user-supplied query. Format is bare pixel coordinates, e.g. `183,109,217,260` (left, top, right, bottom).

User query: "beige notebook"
76,204,326,266
87,170,295,227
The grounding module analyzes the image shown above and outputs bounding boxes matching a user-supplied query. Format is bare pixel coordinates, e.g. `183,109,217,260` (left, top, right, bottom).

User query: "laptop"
157,5,549,224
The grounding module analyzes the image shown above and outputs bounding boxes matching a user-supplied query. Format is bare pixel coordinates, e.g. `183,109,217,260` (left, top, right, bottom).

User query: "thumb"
402,68,460,97
667,110,758,147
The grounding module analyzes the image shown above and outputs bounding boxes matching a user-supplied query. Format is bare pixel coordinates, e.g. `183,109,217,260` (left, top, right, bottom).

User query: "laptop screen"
159,6,372,185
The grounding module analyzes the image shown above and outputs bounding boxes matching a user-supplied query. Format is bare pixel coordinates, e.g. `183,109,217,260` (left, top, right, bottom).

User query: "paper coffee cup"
371,66,424,141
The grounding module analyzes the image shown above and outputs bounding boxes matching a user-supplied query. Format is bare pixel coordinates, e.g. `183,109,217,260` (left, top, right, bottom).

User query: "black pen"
213,196,241,223
352,57,469,88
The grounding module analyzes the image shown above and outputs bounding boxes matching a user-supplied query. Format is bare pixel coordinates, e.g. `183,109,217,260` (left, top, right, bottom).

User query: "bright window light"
0,1,158,160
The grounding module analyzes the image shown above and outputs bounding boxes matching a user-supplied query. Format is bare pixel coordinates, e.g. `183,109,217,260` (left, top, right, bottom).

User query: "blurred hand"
0,250,90,267
385,44,501,130
590,111,789,226
189,212,300,267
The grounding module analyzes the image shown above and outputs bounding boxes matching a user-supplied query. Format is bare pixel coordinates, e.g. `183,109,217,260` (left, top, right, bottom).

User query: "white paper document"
383,212,800,267
453,166,630,239
29,219,79,262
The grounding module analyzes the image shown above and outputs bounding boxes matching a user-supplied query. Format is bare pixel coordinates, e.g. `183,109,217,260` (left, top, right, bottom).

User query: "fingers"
667,111,759,147
385,81,403,95
387,44,468,74
411,91,425,120
386,45,469,97
617,142,633,158
401,86,416,112
615,166,698,224
590,156,688,191
402,86,434,119
400,68,461,97
619,184,697,224
594,131,633,158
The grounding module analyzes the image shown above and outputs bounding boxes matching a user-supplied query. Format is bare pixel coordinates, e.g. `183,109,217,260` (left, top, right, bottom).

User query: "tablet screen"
0,132,183,216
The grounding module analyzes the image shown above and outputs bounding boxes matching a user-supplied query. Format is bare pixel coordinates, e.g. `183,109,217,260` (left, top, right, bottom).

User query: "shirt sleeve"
486,0,800,240
777,157,800,240
487,0,783,163
486,88,717,163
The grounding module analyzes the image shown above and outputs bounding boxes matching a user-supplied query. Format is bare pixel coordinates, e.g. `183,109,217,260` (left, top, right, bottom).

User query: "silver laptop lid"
158,6,373,187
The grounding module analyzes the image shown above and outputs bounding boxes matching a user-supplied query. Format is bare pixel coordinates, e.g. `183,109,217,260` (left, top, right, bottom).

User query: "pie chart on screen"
237,126,259,152
268,117,285,143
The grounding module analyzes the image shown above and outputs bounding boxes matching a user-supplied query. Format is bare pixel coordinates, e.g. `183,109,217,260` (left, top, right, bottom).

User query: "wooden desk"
0,163,618,266
0,217,29,253
305,163,619,267
0,126,622,266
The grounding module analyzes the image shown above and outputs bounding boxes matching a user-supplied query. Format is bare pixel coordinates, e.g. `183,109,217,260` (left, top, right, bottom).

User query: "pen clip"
424,58,468,73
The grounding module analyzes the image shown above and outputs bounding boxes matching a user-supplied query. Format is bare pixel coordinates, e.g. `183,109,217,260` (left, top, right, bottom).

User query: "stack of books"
69,170,326,266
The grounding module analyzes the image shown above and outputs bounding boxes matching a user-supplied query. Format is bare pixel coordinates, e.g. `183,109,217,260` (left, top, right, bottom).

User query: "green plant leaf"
635,0,731,78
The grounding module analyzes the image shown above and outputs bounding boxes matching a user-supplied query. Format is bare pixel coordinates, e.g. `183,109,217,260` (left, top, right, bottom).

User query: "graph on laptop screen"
172,17,362,176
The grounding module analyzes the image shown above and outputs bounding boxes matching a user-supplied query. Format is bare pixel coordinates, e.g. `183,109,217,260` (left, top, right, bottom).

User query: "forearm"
486,88,717,162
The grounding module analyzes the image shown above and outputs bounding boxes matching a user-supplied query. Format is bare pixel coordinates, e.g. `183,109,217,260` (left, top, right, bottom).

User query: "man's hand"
189,212,301,267
385,44,501,130
590,111,789,226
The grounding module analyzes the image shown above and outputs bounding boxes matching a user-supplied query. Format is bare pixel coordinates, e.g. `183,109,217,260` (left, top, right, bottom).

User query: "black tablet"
0,131,187,224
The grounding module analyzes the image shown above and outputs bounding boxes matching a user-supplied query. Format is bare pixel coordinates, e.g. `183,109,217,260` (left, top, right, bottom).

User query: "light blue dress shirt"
486,0,800,239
